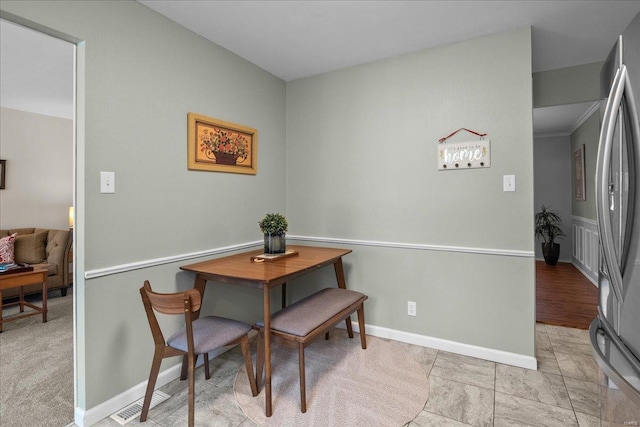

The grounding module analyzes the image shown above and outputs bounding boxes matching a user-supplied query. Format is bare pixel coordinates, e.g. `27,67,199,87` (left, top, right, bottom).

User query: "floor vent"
109,391,171,425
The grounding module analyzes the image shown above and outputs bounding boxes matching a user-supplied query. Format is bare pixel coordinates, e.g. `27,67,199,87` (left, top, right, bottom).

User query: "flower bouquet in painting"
199,127,249,165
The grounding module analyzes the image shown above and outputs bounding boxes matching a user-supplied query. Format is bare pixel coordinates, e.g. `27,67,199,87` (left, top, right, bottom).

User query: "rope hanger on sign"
438,128,487,143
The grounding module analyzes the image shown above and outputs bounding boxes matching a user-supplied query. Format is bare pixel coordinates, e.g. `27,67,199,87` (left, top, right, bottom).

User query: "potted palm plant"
259,213,288,254
534,205,565,265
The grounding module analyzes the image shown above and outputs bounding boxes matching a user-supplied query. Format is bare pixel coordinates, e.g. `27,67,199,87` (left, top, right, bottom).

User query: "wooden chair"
139,280,258,426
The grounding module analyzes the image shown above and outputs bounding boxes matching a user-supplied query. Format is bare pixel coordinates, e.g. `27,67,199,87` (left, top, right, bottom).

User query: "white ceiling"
533,101,600,138
0,19,74,119
2,1,640,131
138,0,640,80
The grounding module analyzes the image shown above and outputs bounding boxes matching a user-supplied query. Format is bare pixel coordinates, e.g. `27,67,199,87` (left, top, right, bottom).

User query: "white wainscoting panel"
577,226,583,263
584,229,592,270
571,216,599,285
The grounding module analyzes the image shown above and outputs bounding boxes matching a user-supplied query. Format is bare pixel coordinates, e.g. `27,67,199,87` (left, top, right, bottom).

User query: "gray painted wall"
286,28,535,355
571,112,600,220
533,135,573,261
1,0,537,418
0,107,73,229
533,61,603,108
532,59,603,221
1,0,286,409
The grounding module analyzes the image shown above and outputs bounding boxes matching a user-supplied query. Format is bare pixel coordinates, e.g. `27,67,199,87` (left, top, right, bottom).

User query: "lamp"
68,206,74,230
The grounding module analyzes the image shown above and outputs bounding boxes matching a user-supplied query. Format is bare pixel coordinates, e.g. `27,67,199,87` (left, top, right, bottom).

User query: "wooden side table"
0,268,48,332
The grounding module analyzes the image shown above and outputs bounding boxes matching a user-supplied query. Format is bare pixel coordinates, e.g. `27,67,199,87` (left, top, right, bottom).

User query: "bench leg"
180,354,188,381
204,353,210,380
256,329,265,392
357,304,367,349
298,343,307,413
345,316,354,338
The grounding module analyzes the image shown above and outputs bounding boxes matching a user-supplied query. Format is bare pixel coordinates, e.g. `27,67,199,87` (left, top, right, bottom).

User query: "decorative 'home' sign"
438,140,491,170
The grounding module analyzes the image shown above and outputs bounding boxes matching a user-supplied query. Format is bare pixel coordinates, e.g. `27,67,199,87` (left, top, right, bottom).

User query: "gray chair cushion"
167,316,251,354
258,288,365,337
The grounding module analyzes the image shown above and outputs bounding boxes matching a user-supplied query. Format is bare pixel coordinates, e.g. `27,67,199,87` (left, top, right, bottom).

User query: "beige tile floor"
92,323,640,427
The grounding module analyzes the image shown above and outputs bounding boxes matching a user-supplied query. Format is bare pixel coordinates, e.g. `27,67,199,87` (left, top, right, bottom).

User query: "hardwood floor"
536,261,599,329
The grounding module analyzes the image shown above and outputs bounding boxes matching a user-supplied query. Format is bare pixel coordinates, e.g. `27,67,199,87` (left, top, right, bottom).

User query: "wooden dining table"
179,244,352,417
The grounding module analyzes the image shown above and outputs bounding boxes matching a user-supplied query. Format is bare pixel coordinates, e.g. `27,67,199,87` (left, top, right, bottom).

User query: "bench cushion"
260,288,365,337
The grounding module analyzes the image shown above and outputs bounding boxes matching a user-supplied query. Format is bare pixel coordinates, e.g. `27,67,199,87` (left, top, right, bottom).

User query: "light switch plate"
407,301,417,316
503,175,515,192
100,171,115,193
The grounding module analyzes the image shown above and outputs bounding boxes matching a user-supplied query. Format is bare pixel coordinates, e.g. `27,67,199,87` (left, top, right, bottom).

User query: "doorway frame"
0,10,85,424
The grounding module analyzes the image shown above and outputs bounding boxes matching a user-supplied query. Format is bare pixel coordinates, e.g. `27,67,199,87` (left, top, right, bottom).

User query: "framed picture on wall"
574,145,586,201
187,112,257,175
0,159,6,190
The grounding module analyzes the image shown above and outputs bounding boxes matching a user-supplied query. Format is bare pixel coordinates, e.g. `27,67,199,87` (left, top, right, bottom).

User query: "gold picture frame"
187,112,257,175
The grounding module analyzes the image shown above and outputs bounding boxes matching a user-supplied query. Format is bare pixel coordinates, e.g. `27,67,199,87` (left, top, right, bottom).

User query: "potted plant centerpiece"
259,213,288,254
534,205,565,265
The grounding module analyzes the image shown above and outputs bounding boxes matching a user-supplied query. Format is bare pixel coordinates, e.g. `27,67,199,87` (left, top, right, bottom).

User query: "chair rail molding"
288,235,534,258
84,236,534,280
84,240,262,279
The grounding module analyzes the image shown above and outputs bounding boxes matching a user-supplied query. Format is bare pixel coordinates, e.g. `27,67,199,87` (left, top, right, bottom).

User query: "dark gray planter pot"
542,242,560,265
264,233,286,254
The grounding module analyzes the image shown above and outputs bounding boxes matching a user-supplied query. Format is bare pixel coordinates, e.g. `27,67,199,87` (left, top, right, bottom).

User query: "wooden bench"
255,287,368,413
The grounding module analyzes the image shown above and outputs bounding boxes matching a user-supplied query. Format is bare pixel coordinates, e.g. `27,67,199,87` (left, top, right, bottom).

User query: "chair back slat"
143,281,202,314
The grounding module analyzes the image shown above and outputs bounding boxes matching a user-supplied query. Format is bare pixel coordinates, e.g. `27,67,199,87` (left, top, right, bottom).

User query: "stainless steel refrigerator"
590,11,640,412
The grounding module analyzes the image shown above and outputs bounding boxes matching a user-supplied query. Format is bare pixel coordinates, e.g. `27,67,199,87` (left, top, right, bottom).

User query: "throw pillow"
0,233,17,264
15,231,48,264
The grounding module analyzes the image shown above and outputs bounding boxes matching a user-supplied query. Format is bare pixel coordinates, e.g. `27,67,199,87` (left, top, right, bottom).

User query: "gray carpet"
234,329,430,427
0,291,74,427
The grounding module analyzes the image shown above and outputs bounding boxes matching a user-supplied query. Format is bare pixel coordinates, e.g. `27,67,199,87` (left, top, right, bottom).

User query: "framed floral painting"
187,112,257,174
574,145,585,201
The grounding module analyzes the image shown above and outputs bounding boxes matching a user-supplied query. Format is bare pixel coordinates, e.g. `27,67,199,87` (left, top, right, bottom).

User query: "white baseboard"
74,346,228,427
341,322,537,370
77,323,536,426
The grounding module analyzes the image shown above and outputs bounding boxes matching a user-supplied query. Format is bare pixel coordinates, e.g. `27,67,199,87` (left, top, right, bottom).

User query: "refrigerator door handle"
596,65,626,303
590,318,640,407
624,64,640,164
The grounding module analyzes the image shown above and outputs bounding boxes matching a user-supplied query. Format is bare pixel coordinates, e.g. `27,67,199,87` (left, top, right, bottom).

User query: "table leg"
334,258,347,289
193,275,207,315
19,286,24,313
0,290,3,333
42,277,48,323
281,283,287,308
264,286,272,417
334,259,354,336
